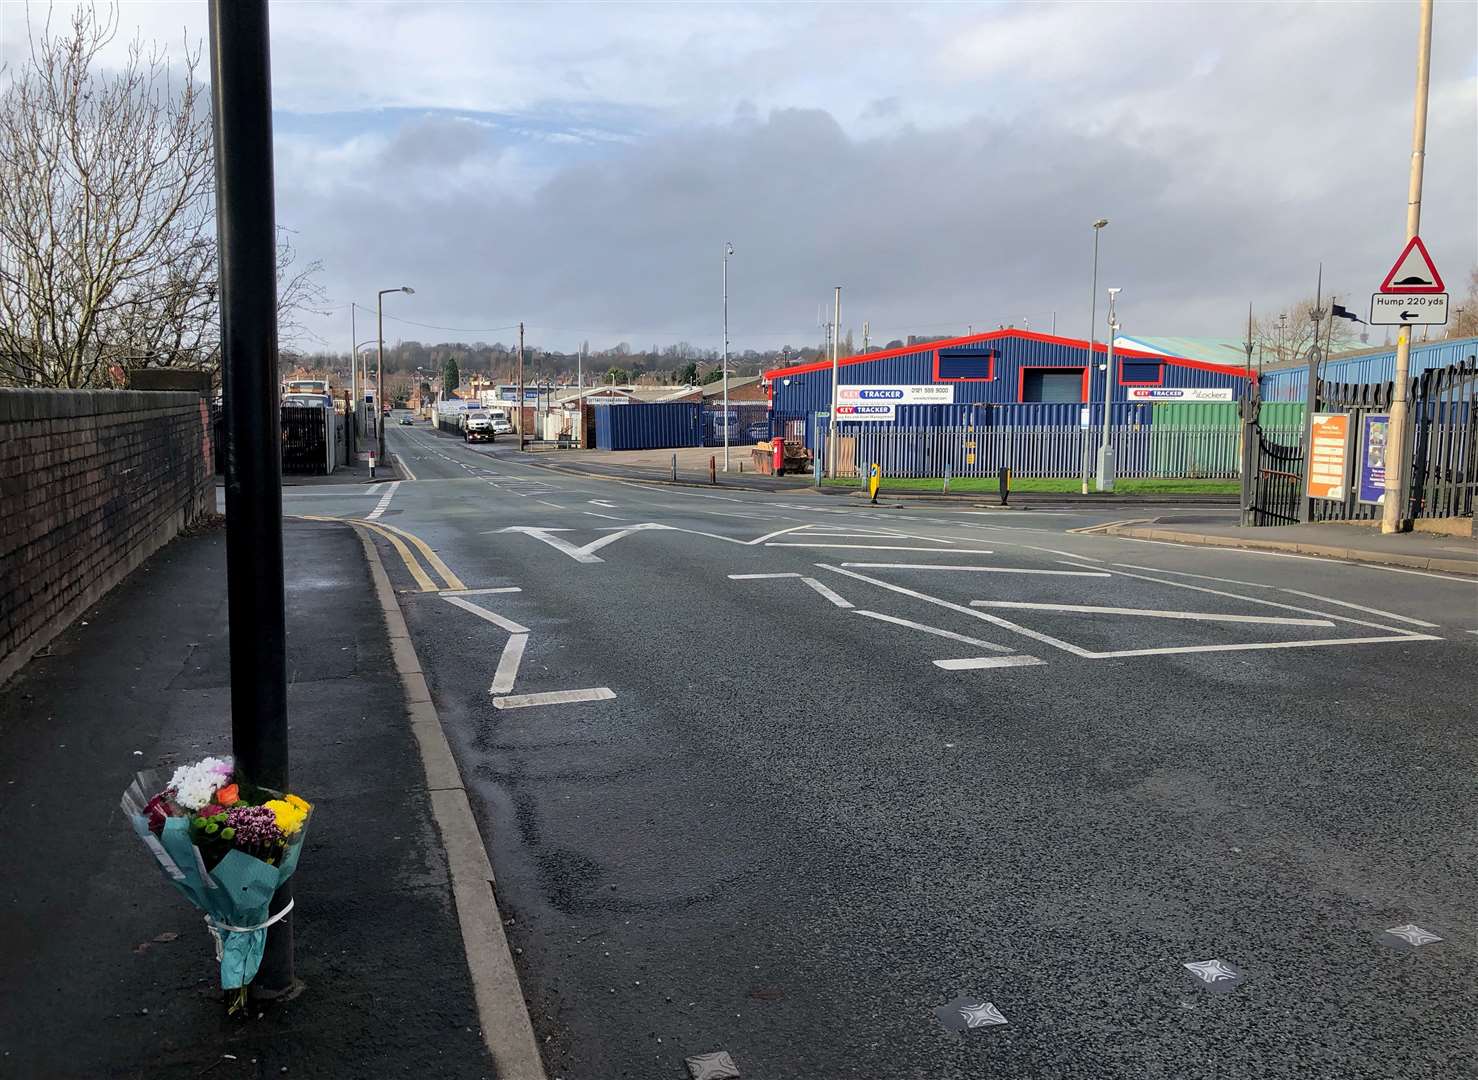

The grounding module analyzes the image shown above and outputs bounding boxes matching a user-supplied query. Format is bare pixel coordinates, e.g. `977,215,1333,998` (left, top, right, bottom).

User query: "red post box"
772,436,785,476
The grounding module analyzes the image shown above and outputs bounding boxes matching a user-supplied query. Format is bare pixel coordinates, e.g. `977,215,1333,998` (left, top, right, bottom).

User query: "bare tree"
1447,267,1478,340
1253,295,1361,368
0,4,324,387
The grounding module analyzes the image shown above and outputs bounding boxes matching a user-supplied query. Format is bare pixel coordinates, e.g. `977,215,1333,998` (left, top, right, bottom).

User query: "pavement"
1102,517,1478,575
286,414,1477,1080
0,521,494,1079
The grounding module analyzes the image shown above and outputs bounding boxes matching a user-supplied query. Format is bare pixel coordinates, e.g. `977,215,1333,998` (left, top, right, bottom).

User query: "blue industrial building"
1254,335,1478,401
765,329,1253,433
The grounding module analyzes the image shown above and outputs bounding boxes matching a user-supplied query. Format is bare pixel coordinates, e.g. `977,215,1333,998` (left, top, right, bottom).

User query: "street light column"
1082,219,1108,494
723,242,733,472
376,286,414,462
1097,287,1122,492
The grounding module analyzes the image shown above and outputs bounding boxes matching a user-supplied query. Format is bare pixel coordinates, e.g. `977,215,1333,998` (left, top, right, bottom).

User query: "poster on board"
1357,413,1391,506
1305,413,1352,501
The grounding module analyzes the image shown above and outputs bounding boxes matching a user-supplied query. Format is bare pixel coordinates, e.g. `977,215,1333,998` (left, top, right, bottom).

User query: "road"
292,416,1478,1079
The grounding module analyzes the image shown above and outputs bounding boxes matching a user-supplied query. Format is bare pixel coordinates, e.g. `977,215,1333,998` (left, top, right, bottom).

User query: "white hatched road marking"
366,480,400,520
490,634,529,694
493,688,616,710
852,610,1012,653
495,523,669,563
1112,563,1276,589
840,562,1109,577
934,656,1046,670
728,572,802,580
1275,590,1441,628
767,544,996,553
584,511,625,520
968,601,1334,627
440,586,522,596
589,499,617,507
800,577,853,608
441,595,531,634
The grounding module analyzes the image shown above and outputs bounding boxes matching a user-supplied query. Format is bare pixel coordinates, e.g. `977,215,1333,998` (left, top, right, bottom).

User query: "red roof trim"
763,328,1250,381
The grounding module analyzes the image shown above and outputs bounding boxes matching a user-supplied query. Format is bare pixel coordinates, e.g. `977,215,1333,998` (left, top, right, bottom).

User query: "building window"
1120,360,1163,385
1020,367,1086,403
934,348,997,381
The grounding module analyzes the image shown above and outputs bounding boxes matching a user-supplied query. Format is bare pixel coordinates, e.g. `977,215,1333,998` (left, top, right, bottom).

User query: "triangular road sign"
1379,236,1444,293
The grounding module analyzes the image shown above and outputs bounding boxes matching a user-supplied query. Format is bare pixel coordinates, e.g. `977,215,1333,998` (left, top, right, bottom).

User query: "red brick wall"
0,390,214,685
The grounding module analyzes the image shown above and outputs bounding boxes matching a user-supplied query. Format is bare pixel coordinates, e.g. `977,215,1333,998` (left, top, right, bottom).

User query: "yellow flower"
285,793,312,814
264,798,307,835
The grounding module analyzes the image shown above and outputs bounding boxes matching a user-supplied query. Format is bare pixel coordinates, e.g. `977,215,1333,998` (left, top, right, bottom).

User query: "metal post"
517,322,525,451
827,286,841,477
350,302,357,441
207,0,292,995
723,242,732,472
1082,219,1108,493
1299,266,1324,522
376,297,384,457
1383,0,1433,534
1097,289,1120,492
577,341,584,446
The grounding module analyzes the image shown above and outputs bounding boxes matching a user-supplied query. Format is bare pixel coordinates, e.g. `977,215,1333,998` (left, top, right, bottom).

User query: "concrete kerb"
1103,524,1478,576
355,527,548,1080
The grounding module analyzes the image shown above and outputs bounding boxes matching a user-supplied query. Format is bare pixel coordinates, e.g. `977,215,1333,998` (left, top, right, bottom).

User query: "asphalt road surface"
291,416,1478,1080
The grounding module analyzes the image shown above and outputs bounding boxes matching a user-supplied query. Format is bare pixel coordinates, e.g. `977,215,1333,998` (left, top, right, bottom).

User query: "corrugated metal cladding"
593,402,700,450
767,331,1249,416
1258,336,1478,401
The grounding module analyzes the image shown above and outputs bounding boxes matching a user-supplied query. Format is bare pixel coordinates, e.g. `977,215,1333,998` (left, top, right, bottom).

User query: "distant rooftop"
1113,336,1252,366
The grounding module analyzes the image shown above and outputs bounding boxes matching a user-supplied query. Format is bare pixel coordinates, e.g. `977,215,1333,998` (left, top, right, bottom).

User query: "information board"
1356,412,1391,506
1305,412,1352,501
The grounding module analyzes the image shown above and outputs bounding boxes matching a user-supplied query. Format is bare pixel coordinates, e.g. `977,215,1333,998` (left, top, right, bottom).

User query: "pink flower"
143,793,172,834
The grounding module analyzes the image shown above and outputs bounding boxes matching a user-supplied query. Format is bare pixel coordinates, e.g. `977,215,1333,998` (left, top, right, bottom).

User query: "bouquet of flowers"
121,756,312,1011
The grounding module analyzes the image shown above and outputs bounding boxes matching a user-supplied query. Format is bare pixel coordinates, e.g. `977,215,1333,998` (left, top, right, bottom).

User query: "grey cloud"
284,100,1477,352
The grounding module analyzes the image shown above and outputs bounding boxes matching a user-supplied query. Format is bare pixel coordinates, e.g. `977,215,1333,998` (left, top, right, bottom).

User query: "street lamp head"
725,242,734,256
401,286,415,295
1107,287,1122,298
1093,218,1109,229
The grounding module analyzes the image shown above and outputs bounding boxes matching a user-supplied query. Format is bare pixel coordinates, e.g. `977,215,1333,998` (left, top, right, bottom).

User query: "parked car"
464,411,496,443
487,408,514,435
745,420,772,442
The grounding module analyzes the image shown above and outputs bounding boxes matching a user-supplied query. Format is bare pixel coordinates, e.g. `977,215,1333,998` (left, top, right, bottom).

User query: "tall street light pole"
1082,219,1108,494
377,286,414,459
207,0,292,994
1383,0,1433,535
723,242,733,472
1097,287,1121,492
350,302,358,438
828,286,841,477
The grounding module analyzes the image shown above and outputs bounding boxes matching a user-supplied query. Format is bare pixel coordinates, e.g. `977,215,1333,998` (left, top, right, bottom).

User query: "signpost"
1305,412,1353,502
1126,387,1235,402
1357,413,1392,505
837,385,954,405
835,404,895,421
1369,292,1447,325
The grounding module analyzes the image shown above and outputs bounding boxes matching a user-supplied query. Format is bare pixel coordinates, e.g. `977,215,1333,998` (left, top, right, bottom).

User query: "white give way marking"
366,480,399,520
440,595,615,708
496,523,671,563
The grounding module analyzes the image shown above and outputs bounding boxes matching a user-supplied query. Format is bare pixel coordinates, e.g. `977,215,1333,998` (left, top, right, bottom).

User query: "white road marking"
366,481,400,520
968,600,1334,627
1096,634,1439,658
583,511,625,520
766,543,997,553
1137,541,1478,582
440,587,522,596
492,687,616,709
745,525,814,545
840,562,1109,576
497,523,670,563
489,634,528,694
589,499,617,507
536,499,564,509
852,610,1012,653
934,655,1046,670
800,577,854,608
282,489,379,497
728,572,803,579
1113,564,1275,589
1275,590,1441,628
440,595,531,634
820,564,1097,658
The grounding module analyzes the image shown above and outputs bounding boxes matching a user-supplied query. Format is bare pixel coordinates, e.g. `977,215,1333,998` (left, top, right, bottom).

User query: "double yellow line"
300,515,465,591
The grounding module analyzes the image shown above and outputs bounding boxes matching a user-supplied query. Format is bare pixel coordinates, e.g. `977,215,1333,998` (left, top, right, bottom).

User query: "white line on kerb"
852,610,1012,653
800,577,853,608
489,634,528,694
366,480,399,520
839,563,1109,576
968,600,1334,627
441,595,531,634
934,655,1046,670
492,687,616,710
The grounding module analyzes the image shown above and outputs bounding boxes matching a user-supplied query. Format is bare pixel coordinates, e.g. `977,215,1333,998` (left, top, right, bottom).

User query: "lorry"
464,411,497,443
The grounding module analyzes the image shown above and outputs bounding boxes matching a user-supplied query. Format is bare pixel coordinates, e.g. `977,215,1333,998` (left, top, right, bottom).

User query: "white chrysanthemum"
168,759,229,811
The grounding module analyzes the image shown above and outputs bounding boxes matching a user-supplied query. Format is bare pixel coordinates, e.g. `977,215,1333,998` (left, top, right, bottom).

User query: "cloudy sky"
4,1,1476,355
